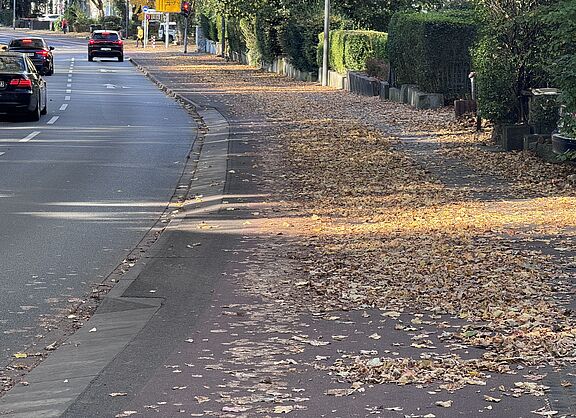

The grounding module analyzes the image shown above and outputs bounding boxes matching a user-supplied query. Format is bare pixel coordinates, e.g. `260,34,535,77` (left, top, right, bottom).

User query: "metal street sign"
142,6,149,12
156,0,180,13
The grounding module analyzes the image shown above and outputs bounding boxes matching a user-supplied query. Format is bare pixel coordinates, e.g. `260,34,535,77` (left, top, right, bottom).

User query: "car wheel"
169,36,174,43
88,55,93,62
118,55,124,62
28,98,41,122
40,97,47,115
46,64,54,76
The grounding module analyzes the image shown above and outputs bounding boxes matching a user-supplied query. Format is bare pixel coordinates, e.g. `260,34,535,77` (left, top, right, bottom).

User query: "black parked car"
7,37,54,75
88,30,124,62
0,53,47,121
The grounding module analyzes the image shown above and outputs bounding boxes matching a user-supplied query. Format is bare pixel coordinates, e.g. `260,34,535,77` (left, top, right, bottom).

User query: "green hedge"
278,15,323,73
199,13,219,42
318,30,388,74
388,11,478,99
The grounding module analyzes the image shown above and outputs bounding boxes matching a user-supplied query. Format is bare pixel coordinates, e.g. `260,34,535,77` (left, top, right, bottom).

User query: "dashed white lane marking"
65,96,71,101
71,58,75,62
67,84,71,87
47,116,59,125
59,104,68,111
68,70,72,74
19,131,40,142
66,89,71,93
0,152,5,156
68,78,72,83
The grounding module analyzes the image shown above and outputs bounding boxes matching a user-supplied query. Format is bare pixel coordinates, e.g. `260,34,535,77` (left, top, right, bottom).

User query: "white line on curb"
59,104,68,111
47,116,59,125
19,131,40,142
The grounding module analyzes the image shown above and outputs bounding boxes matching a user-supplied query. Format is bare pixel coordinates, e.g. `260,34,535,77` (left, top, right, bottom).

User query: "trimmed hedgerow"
388,10,478,99
318,30,388,74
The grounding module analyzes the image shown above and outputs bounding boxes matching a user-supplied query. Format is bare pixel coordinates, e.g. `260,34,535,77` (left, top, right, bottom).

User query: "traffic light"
180,1,190,16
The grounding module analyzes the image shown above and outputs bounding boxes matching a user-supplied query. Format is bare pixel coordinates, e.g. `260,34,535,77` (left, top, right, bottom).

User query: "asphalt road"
0,31,197,368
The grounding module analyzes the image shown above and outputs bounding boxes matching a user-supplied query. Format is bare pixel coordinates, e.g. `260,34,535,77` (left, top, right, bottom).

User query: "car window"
0,56,25,72
9,39,46,49
92,33,119,41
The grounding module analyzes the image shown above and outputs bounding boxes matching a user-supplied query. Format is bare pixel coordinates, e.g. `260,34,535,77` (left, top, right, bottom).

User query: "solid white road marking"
47,116,59,125
65,96,71,101
59,104,68,111
19,131,40,142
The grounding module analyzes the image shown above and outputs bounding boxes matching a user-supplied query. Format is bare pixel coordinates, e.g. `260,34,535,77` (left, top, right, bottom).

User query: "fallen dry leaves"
131,51,576,411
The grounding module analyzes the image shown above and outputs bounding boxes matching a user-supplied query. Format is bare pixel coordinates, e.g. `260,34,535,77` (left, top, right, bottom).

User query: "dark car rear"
0,53,47,120
88,31,124,62
7,37,54,75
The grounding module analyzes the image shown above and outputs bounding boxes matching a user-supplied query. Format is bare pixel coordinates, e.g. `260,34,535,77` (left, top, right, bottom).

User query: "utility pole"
321,0,330,86
221,16,226,59
183,15,188,53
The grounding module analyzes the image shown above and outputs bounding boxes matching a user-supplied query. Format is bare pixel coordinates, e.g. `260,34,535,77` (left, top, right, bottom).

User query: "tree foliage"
473,0,556,123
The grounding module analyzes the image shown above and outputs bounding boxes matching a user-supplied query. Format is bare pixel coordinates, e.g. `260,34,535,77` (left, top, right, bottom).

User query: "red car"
88,30,124,62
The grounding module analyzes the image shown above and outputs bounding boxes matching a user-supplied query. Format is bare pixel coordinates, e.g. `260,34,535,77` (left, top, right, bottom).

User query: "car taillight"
89,40,95,45
9,79,32,88
37,50,49,56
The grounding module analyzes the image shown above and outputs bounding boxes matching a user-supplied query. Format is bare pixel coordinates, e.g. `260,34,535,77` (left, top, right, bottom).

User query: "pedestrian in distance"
61,18,68,34
136,26,144,48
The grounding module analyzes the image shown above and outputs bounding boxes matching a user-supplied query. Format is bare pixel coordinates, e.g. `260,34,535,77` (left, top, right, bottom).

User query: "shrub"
542,0,576,136
226,17,246,56
388,10,478,100
278,13,324,73
471,39,518,123
318,30,388,74
365,58,390,80
0,10,11,26
472,0,555,124
199,13,219,41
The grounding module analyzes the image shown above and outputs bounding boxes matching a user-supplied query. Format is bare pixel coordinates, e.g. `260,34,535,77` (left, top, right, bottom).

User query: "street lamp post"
12,0,16,30
321,0,330,86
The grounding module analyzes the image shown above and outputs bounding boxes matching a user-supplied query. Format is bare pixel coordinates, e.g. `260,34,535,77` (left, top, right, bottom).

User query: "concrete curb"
0,56,231,417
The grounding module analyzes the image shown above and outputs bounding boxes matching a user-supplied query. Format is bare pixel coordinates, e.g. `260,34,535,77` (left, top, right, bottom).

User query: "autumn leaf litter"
133,52,576,411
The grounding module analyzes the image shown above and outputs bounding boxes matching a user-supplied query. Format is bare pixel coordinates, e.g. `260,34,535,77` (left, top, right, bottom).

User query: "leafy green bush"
388,10,478,100
199,13,219,41
227,17,246,56
365,58,390,80
543,0,576,136
471,39,518,123
472,0,555,124
318,30,388,74
101,15,122,31
278,13,324,73
0,10,12,27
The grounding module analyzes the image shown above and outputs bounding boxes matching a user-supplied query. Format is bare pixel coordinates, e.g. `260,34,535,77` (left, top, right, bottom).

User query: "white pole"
12,0,16,30
322,0,330,86
165,13,169,48
143,16,148,48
